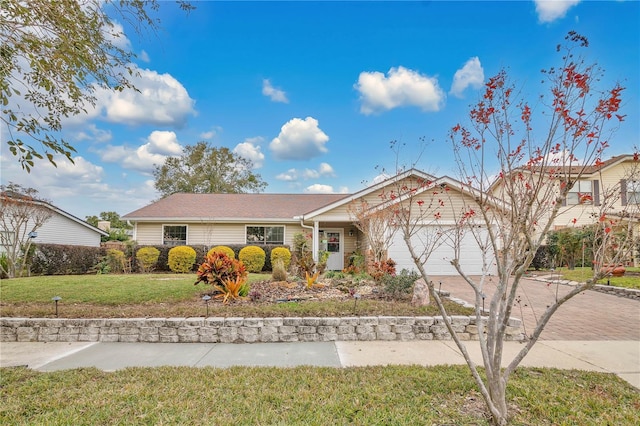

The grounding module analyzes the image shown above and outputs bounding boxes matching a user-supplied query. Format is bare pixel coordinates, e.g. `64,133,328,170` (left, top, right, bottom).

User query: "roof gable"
0,192,108,236
302,169,438,219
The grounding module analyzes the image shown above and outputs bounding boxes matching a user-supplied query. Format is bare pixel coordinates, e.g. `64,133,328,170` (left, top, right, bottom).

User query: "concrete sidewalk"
2,340,638,389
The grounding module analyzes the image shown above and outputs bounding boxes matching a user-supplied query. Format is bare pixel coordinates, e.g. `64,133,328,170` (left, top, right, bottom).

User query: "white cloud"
534,0,581,23
450,57,484,98
275,169,298,181
100,131,182,174
233,137,265,168
303,184,349,194
72,124,112,143
101,21,131,51
275,162,336,182
93,65,196,127
305,184,335,194
262,79,289,103
139,50,150,63
355,66,445,114
372,173,391,184
270,117,329,160
318,162,336,177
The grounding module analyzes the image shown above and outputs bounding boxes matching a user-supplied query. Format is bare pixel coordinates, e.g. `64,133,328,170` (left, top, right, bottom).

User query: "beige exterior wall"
134,222,307,247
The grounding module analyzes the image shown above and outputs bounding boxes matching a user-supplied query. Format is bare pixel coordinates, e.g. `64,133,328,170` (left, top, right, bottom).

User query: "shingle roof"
122,193,350,221
543,154,632,175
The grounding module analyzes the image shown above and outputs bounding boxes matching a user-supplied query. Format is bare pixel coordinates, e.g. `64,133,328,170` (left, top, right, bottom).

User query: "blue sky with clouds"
1,0,638,220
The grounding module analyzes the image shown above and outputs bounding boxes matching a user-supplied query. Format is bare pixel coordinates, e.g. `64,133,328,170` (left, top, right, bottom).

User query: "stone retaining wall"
592,285,640,301
0,316,524,343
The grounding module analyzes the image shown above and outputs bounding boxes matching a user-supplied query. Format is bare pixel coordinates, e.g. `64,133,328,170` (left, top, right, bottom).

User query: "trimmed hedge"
28,243,292,275
30,244,106,275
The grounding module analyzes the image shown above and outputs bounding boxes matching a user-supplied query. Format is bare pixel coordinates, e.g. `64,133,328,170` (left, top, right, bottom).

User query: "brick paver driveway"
434,276,640,340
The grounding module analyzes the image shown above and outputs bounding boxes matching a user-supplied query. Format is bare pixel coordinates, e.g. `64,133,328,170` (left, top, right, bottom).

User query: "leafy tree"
85,211,131,230
546,226,595,269
1,0,194,171
392,32,639,425
0,183,53,278
153,142,267,197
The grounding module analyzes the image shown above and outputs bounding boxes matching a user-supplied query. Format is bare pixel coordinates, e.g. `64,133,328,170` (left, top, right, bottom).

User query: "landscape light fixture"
52,296,61,317
202,295,212,317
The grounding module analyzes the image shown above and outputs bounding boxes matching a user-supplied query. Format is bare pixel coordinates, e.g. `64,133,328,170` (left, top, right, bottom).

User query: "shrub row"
30,244,106,275
27,243,291,276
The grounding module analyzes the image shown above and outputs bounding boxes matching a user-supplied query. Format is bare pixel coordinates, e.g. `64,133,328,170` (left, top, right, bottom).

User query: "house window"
246,226,284,245
163,225,187,246
627,180,640,204
567,180,593,205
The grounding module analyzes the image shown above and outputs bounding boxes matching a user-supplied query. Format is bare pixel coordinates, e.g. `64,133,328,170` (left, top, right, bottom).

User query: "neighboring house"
550,154,639,229
0,194,108,249
490,154,640,266
123,169,502,275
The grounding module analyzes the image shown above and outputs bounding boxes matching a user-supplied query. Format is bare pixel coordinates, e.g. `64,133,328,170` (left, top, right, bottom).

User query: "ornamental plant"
194,252,249,303
270,247,291,270
207,245,235,259
136,246,160,273
168,245,197,273
390,32,639,426
239,245,266,273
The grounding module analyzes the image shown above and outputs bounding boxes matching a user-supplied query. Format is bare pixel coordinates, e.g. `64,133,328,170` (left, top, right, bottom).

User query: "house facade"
489,154,640,266
123,169,499,275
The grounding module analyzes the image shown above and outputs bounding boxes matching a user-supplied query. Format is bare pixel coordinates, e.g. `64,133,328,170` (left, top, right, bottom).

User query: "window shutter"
620,179,627,206
592,180,600,206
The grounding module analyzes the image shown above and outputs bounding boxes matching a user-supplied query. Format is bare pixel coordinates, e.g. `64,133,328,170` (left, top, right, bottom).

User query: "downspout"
296,216,318,262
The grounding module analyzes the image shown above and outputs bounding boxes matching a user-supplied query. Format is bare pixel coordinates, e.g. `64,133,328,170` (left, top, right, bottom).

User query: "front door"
319,229,343,271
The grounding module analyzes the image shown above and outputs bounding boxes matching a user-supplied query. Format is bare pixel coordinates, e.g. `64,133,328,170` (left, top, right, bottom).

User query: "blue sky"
1,0,638,220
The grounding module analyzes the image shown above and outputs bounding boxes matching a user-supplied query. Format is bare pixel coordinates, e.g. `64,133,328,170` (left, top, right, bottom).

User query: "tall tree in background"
0,183,52,278
85,211,132,230
391,32,638,425
153,142,268,197
0,0,193,171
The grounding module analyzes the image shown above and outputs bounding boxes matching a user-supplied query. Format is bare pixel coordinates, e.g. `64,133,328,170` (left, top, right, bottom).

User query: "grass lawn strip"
556,266,640,289
1,365,638,425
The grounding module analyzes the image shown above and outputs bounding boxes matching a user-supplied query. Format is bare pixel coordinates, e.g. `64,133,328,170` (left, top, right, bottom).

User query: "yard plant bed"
0,274,472,319
1,365,638,425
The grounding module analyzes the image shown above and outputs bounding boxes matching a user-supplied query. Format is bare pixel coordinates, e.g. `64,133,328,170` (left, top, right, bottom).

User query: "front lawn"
1,365,638,425
0,273,472,318
555,267,640,289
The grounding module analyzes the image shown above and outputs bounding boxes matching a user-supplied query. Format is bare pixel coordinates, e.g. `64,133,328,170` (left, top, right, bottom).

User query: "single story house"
123,169,500,275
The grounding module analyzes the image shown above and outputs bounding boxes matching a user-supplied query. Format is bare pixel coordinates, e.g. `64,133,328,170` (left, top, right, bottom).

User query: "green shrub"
0,252,8,278
207,245,235,259
381,269,419,299
30,244,106,275
270,247,291,270
106,249,126,274
239,245,266,273
168,246,197,273
272,258,288,281
136,247,160,273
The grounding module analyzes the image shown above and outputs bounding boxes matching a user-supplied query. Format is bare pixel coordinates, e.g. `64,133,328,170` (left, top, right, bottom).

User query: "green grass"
1,365,638,425
555,267,640,289
0,273,472,318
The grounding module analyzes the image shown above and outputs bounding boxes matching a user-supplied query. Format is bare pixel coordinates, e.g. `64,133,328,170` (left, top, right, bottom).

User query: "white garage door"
387,226,495,275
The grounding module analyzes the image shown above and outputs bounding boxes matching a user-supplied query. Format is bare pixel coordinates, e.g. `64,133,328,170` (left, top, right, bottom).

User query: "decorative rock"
412,279,430,306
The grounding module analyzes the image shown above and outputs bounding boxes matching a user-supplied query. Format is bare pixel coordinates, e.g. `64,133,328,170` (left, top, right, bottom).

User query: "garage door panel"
388,226,495,276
